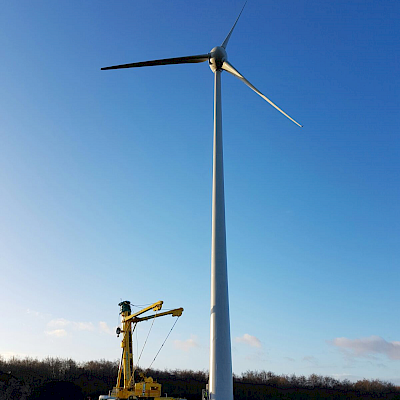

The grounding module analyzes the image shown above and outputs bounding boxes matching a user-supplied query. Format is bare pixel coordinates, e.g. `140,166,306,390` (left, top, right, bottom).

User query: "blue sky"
1,0,399,385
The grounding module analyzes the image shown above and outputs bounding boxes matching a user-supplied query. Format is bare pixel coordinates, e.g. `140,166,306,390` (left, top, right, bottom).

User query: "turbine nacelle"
209,46,227,72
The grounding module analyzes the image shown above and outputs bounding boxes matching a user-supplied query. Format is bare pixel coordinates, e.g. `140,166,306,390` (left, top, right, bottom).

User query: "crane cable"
135,311,157,367
147,316,180,371
135,322,139,366
126,323,139,389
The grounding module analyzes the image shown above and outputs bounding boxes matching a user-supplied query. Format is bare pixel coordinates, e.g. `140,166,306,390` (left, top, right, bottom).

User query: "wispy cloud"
303,355,318,365
47,318,70,328
74,322,95,331
245,350,267,362
45,329,67,338
174,335,199,352
26,309,47,319
47,318,94,332
330,373,361,382
235,334,262,348
27,307,116,341
35,310,117,339
331,336,400,360
99,321,113,335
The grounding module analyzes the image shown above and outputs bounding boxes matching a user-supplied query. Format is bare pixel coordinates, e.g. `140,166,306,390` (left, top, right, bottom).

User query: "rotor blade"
101,54,210,70
222,61,303,127
221,1,247,49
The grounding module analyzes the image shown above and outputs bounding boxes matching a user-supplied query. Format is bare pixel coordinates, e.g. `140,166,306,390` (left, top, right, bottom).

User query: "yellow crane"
101,300,185,400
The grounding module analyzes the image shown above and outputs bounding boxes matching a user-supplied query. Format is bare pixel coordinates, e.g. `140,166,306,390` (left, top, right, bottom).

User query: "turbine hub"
209,46,227,72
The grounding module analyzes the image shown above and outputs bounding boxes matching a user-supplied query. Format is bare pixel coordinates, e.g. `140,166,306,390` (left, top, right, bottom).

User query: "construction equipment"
100,300,185,400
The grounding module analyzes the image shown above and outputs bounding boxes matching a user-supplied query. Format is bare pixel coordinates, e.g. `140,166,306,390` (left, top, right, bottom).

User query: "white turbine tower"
102,4,302,400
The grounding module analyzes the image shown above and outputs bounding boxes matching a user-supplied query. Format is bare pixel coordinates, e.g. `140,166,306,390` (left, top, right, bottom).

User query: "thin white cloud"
331,335,400,360
45,329,67,338
235,334,262,348
44,316,115,338
174,335,199,352
47,318,70,328
26,309,45,318
47,319,94,331
74,322,95,331
330,373,360,382
99,321,113,335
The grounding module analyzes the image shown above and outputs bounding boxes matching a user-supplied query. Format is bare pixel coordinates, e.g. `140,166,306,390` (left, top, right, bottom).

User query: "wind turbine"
102,4,302,400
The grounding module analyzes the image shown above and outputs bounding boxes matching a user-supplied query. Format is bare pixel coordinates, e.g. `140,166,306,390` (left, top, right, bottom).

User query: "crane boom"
124,301,163,322
126,308,184,323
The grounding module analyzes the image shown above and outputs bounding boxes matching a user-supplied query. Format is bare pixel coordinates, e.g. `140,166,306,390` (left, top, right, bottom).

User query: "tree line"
1,356,399,399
